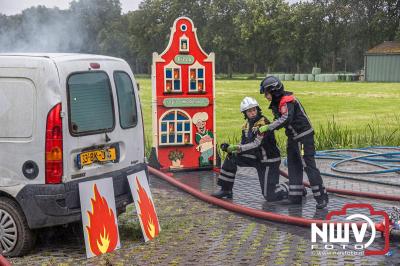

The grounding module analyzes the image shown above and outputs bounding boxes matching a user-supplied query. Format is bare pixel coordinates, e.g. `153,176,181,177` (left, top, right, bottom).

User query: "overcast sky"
0,0,301,16
0,0,141,15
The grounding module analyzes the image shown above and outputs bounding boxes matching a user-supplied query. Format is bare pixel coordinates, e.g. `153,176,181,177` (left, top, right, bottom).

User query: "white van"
0,53,146,256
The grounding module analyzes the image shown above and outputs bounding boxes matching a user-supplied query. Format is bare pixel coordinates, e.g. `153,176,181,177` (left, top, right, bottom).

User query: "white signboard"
128,170,160,241
79,178,120,258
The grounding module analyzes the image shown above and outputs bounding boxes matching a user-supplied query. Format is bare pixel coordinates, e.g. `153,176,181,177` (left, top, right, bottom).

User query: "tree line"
0,0,399,77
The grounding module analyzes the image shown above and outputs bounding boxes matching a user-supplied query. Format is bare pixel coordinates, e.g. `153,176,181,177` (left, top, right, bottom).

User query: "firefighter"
258,76,329,209
211,97,292,201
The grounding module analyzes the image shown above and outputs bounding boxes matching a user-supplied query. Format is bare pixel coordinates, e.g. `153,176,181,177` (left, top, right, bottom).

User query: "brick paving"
8,148,400,265
8,171,400,265
172,165,400,264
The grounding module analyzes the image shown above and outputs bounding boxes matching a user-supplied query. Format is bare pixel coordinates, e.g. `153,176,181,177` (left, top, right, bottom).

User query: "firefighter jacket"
238,115,281,163
268,92,314,140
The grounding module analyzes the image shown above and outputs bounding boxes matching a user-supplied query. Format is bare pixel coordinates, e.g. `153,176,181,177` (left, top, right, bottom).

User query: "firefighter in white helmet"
212,97,298,201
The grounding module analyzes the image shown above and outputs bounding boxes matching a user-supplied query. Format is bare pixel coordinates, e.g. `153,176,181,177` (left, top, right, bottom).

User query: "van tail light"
45,103,63,184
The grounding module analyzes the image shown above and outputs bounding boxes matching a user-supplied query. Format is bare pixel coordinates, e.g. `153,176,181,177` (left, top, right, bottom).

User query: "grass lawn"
138,78,400,153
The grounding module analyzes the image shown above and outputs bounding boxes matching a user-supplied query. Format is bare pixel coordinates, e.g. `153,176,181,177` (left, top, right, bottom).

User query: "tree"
317,0,351,73
98,16,133,62
284,2,326,73
236,0,289,76
206,0,243,78
1,0,398,74
69,0,122,53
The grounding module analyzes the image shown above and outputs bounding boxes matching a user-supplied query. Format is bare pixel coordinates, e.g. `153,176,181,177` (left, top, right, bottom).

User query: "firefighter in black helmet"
211,97,294,202
258,76,329,209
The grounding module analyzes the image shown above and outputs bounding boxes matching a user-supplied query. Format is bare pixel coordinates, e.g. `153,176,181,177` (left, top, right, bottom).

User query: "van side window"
67,72,114,135
114,72,138,129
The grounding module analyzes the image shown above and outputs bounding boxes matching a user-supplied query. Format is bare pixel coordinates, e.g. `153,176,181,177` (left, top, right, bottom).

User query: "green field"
138,78,400,154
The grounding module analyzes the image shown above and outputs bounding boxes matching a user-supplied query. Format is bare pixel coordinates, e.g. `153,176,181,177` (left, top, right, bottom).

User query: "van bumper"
15,163,147,229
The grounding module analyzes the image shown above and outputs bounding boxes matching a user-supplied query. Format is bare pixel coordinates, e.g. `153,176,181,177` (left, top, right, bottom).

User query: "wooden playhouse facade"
152,17,216,170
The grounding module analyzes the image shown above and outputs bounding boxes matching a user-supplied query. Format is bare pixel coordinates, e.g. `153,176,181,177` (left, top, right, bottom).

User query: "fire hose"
148,166,400,240
313,146,400,186
0,255,11,266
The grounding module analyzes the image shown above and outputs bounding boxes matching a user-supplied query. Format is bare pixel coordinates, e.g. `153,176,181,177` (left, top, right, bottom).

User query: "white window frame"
179,34,189,53
159,109,192,146
164,61,182,92
188,61,205,93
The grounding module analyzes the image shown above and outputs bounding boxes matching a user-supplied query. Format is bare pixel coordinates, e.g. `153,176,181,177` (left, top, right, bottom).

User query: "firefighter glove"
227,145,240,153
258,125,270,133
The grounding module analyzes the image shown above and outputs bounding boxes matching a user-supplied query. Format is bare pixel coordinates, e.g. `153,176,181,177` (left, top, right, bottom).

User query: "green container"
284,74,294,81
300,74,308,81
312,67,321,75
307,74,315,81
346,74,358,81
338,74,346,81
326,74,333,82
325,74,339,82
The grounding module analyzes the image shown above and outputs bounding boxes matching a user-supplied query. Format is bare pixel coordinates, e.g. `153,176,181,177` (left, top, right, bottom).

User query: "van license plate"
77,147,117,169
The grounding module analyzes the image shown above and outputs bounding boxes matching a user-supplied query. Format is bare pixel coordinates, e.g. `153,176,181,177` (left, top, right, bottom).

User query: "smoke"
0,6,88,53
0,1,122,53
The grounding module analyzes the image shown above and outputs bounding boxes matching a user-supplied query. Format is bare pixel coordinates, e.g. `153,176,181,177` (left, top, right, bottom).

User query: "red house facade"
152,17,216,170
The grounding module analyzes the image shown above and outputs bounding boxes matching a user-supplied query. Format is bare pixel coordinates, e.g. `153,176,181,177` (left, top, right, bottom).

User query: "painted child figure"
193,112,214,167
212,97,293,201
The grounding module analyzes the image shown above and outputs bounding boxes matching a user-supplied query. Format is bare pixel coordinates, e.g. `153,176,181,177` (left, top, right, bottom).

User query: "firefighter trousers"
258,161,288,201
217,154,287,201
287,134,327,201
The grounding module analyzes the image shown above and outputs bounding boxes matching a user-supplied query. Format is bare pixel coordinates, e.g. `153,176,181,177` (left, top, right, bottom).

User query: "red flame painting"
136,176,160,240
86,184,119,255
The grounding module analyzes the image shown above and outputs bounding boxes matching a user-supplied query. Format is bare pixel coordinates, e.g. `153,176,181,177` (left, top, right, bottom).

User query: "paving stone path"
9,172,400,265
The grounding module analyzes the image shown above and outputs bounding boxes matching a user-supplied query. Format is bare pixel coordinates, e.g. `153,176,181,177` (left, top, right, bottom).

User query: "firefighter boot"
211,189,233,199
265,183,289,202
316,193,329,209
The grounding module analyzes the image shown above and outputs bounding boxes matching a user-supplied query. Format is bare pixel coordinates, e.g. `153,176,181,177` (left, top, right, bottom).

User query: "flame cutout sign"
128,171,160,242
86,184,119,255
136,177,160,240
79,178,120,258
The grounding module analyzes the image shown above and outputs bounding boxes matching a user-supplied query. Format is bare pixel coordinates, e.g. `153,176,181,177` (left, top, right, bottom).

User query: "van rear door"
56,58,144,182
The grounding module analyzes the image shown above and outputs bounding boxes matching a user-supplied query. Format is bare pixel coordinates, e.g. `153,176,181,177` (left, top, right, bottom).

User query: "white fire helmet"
240,97,259,112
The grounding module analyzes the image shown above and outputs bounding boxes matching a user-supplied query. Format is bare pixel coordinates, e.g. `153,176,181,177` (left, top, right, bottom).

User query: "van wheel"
0,197,36,257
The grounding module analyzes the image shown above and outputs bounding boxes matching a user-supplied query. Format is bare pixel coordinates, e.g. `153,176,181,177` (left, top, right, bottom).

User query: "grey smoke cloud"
0,0,140,15
0,7,86,52
0,0,135,53
0,0,70,15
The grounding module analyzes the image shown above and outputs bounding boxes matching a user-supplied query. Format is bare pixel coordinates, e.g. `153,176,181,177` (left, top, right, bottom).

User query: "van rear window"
67,72,114,135
114,71,138,128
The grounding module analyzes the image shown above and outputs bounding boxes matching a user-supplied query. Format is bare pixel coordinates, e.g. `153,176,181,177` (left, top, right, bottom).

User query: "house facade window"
159,109,192,145
189,61,205,92
165,62,181,93
179,34,189,53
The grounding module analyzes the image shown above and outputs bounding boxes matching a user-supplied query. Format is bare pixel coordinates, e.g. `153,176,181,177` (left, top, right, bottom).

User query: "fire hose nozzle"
220,143,229,152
